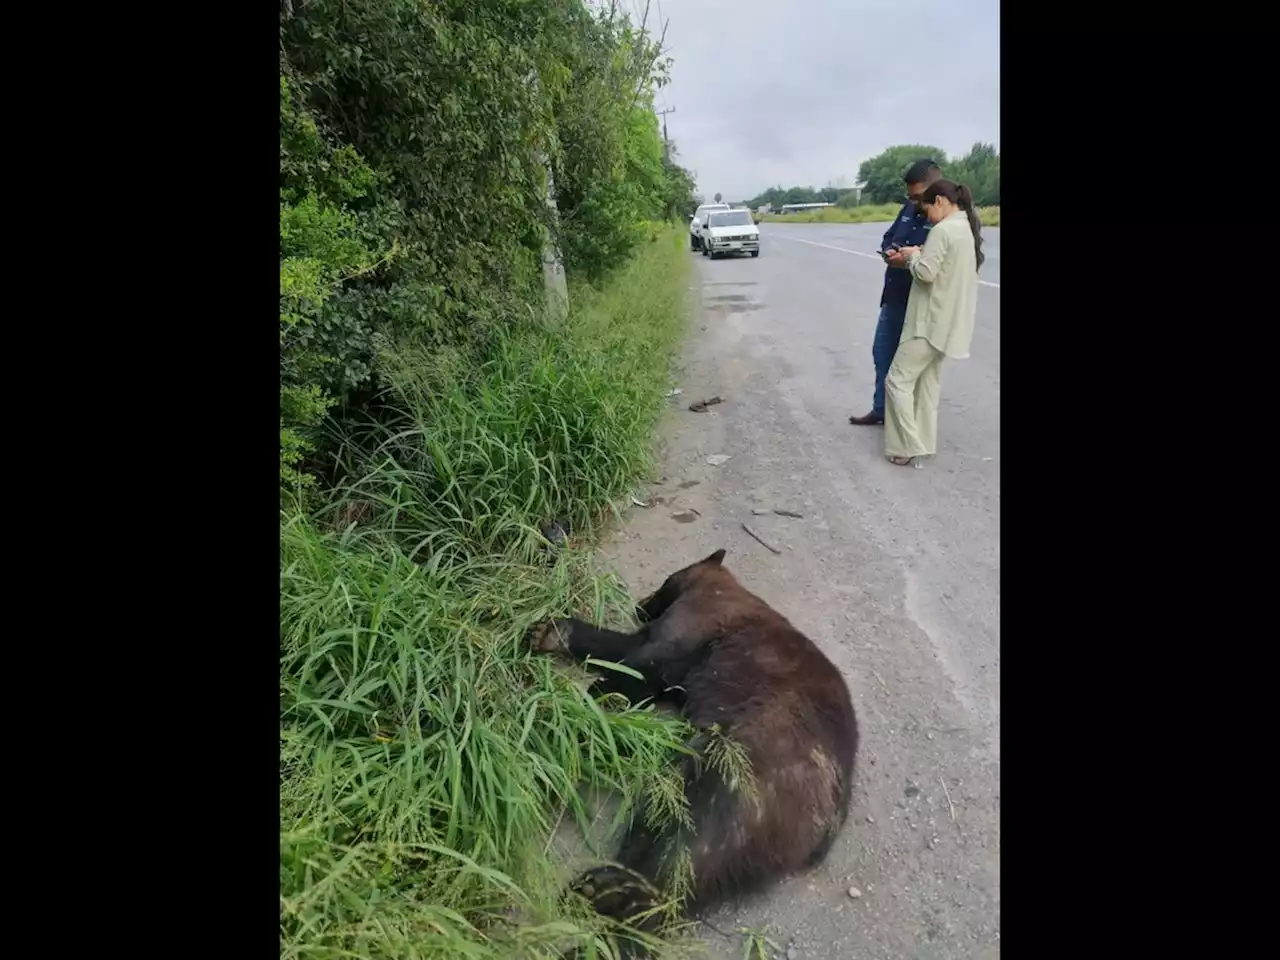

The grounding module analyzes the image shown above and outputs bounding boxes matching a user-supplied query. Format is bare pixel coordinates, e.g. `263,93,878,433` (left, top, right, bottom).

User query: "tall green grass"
761,203,1000,227
281,227,700,958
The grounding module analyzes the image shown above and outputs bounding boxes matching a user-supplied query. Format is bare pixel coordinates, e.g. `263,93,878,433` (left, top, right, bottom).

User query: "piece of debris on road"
847,886,863,899
741,522,782,554
706,454,732,466
688,395,724,412
752,507,805,518
671,510,699,524
664,388,683,397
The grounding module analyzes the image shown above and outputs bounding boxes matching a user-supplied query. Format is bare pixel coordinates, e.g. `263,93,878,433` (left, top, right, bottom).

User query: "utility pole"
657,106,675,159
529,71,568,323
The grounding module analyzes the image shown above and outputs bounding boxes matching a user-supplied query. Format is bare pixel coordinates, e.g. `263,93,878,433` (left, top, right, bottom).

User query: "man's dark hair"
903,158,942,185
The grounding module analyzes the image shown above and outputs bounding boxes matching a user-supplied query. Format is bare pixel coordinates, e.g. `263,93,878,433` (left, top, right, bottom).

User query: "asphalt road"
595,222,1001,959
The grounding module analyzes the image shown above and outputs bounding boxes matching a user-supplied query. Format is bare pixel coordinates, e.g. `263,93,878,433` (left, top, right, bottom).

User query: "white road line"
771,233,1001,289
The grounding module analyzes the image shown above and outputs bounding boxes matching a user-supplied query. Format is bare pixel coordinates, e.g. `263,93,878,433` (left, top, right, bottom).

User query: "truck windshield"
708,211,753,227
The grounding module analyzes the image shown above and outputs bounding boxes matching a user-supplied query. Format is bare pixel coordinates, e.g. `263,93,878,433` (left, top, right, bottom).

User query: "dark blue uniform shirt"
878,201,932,309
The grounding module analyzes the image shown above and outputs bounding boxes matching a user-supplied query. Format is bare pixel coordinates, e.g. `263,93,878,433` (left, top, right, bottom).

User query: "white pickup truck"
689,203,730,251
701,208,760,259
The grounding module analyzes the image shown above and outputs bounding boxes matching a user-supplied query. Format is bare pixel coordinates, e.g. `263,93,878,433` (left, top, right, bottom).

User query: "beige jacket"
901,210,979,360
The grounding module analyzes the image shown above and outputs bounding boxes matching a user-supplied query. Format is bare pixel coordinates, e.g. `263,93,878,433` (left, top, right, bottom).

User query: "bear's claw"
526,619,571,653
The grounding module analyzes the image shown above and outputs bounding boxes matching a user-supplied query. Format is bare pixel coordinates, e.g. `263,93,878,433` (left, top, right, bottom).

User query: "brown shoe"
848,411,885,425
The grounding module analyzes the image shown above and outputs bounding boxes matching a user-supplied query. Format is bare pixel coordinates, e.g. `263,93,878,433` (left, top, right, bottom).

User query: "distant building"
778,202,834,215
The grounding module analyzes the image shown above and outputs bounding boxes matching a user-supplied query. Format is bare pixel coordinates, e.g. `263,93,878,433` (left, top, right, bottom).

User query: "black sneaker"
848,411,885,426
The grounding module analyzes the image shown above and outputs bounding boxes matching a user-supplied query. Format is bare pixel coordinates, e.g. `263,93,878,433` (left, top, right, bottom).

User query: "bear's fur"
528,549,858,951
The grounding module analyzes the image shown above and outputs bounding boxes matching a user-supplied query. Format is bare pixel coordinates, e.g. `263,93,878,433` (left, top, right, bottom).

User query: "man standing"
849,158,943,426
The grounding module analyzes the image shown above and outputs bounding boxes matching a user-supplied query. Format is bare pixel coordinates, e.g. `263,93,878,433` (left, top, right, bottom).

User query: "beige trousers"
884,337,945,459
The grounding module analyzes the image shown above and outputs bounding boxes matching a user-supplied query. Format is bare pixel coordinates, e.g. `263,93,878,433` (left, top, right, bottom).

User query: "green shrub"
279,2,695,490
279,73,394,489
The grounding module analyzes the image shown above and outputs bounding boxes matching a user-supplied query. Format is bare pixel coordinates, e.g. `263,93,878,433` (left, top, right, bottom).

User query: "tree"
947,142,999,207
543,2,674,280
740,141,998,216
660,148,698,220
856,145,948,204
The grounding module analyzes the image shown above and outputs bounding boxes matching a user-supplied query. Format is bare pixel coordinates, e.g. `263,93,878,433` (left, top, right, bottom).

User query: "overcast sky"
647,0,999,202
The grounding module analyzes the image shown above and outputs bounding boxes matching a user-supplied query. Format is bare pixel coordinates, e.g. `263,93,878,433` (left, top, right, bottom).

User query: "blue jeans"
871,301,908,417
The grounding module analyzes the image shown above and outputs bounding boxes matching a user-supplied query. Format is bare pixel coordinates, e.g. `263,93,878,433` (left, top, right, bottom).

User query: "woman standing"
882,180,984,466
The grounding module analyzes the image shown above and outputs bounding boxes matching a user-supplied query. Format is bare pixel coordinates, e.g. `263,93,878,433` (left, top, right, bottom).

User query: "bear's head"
635,549,726,623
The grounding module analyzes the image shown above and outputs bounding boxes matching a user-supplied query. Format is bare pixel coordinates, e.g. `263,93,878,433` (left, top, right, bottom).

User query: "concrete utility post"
529,71,569,323
540,160,569,323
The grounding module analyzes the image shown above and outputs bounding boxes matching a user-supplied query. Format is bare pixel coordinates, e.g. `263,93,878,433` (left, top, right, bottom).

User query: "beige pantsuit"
884,338,945,458
884,210,979,460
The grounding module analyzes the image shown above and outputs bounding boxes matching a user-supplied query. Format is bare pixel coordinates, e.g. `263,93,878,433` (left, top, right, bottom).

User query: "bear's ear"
702,549,726,566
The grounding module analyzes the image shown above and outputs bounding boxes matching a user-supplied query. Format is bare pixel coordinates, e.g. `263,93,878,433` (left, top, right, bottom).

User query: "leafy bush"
278,1,696,490
279,74,392,487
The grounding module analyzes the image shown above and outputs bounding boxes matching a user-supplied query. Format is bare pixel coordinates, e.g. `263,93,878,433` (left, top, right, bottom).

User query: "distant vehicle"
690,203,730,250
701,209,760,260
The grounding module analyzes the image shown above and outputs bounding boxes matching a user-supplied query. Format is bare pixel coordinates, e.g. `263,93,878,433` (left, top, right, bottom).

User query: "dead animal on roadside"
688,396,724,412
526,549,859,957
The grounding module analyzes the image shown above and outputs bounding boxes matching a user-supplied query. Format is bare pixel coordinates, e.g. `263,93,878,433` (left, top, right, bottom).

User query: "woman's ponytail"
922,178,984,270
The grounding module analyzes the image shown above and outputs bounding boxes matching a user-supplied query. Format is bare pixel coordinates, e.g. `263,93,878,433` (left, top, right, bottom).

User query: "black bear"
528,549,858,951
